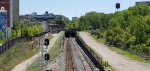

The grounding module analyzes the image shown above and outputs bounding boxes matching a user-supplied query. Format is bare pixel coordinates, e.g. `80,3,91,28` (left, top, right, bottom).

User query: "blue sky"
20,0,148,19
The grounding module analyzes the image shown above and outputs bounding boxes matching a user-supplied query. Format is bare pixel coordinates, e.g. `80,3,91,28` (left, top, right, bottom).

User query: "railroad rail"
66,38,75,71
65,37,100,71
70,38,98,71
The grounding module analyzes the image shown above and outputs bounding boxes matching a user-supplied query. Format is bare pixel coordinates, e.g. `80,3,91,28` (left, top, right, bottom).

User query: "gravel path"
46,38,96,71
79,32,150,71
46,38,66,71
11,32,62,71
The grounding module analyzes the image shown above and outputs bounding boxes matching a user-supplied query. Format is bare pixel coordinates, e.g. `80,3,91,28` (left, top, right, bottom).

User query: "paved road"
79,32,150,71
11,32,62,71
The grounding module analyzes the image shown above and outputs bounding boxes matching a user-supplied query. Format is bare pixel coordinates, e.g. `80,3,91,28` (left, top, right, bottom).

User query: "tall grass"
91,34,150,64
26,33,63,71
0,39,38,71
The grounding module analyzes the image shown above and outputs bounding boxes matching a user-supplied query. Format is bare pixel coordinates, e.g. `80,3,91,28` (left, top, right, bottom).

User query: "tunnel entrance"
65,30,77,38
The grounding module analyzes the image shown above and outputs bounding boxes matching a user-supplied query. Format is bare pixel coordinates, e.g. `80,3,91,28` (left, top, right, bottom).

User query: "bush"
147,39,150,46
80,3,150,59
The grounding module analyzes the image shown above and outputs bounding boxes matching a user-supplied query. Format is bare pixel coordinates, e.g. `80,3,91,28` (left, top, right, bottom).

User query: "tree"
11,20,43,38
128,3,150,16
67,20,79,30
77,3,150,57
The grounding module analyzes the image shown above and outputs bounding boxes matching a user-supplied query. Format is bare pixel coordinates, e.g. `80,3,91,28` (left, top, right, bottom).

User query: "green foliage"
11,21,43,38
47,15,69,25
0,30,4,43
78,11,108,30
66,20,79,30
128,3,150,16
47,19,56,24
109,46,150,63
78,3,150,59
106,25,126,47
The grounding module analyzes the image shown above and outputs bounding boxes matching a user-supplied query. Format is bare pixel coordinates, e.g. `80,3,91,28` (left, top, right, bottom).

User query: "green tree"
77,3,150,57
11,20,43,37
128,3,150,16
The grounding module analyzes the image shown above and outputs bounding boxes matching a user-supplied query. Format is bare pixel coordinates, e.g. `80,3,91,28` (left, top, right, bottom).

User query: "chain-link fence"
0,32,48,55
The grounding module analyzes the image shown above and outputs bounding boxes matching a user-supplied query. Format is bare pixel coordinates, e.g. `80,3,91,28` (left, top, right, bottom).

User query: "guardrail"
76,34,111,71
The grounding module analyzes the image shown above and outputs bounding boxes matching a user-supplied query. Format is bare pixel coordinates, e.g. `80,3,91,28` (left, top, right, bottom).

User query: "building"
0,0,19,36
13,0,19,20
136,1,150,6
47,24,64,34
72,17,78,21
0,0,11,28
44,11,49,16
20,12,55,22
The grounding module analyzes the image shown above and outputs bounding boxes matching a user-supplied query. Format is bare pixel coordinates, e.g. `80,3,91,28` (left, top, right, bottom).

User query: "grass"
91,34,149,71
26,33,63,71
0,40,38,71
91,47,116,71
48,36,62,62
91,35,105,43
25,58,40,71
91,34,150,64
0,39,4,44
108,64,116,71
109,46,150,64
0,33,53,71
84,30,91,32
47,33,53,40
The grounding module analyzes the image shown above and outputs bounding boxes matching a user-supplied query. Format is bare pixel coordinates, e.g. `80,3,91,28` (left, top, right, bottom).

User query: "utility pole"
38,38,50,71
38,34,41,71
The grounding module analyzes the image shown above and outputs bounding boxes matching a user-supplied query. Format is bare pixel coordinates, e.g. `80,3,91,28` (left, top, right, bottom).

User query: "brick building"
0,0,19,36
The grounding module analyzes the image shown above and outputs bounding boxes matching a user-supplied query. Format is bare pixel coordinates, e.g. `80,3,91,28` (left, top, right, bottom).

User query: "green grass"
91,35,105,43
83,30,91,32
48,36,62,62
25,58,40,71
109,46,150,64
0,39,4,44
91,34,150,64
47,33,53,40
0,40,38,71
90,34,149,71
0,33,53,71
108,64,116,71
26,34,63,71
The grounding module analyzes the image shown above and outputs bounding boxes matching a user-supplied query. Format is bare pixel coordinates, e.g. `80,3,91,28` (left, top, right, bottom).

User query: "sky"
20,0,149,19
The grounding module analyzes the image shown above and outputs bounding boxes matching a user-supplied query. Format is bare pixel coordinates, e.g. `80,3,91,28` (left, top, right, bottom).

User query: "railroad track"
66,38,75,71
71,38,98,71
65,38,99,71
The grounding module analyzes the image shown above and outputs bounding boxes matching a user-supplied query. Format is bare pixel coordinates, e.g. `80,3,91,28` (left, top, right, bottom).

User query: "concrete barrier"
76,34,111,71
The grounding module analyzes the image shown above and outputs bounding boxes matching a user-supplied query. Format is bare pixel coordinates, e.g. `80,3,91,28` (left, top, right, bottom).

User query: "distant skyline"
20,0,149,19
